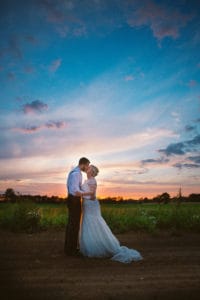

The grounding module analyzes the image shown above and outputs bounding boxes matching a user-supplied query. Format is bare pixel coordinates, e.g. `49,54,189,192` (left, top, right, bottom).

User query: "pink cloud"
49,59,62,72
127,0,193,40
124,75,135,81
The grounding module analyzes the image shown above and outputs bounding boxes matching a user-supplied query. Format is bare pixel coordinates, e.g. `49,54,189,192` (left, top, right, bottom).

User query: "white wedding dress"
79,178,143,263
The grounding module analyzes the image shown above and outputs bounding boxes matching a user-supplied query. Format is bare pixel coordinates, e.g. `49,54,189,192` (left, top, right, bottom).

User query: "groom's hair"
79,157,90,165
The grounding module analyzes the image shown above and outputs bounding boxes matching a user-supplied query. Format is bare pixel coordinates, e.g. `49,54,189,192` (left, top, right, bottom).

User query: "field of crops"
0,201,200,233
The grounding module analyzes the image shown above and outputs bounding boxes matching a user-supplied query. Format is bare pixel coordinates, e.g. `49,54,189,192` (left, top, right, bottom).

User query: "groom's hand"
90,192,95,200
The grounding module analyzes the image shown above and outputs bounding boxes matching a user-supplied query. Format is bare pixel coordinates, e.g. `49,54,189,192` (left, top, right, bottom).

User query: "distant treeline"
102,193,200,204
1,188,200,204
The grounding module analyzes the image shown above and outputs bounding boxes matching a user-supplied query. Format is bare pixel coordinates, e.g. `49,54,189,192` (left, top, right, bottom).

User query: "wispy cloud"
171,111,180,123
48,59,62,72
174,163,200,169
124,75,134,81
102,177,183,187
188,79,198,87
15,125,41,134
22,100,48,114
14,120,68,134
141,157,170,166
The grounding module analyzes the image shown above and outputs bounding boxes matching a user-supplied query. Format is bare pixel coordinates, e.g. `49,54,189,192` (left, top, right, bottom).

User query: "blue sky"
0,0,200,198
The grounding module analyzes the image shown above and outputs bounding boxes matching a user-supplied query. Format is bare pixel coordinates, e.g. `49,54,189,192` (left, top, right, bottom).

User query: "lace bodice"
81,178,97,200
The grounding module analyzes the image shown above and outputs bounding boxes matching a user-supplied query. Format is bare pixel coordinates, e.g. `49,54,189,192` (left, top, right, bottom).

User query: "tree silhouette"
153,192,170,204
5,188,16,202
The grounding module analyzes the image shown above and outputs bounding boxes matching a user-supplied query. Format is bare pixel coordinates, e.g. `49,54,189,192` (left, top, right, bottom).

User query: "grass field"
0,201,200,233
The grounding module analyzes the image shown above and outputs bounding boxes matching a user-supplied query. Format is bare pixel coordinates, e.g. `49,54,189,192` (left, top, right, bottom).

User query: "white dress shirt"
67,166,83,196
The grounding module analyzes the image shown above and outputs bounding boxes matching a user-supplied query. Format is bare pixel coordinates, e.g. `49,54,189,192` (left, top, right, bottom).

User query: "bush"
11,201,41,233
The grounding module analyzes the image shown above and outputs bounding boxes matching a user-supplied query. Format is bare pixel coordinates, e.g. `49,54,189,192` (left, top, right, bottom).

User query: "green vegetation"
101,202,200,233
0,201,200,233
0,201,41,233
0,201,67,232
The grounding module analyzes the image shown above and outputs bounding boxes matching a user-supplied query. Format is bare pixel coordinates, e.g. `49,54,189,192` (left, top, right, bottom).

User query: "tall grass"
38,203,67,229
0,201,200,233
101,203,200,233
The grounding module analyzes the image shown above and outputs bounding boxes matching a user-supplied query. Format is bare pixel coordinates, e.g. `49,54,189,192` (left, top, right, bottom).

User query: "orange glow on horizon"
0,180,199,200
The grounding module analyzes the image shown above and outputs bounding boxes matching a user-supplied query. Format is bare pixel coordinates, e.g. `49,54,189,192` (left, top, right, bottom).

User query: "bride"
79,165,143,263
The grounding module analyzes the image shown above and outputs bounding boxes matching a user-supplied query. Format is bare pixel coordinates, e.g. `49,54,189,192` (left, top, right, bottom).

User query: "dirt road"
0,230,200,300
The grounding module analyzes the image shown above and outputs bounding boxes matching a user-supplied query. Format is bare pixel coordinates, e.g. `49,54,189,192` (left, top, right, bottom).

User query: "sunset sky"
0,0,200,198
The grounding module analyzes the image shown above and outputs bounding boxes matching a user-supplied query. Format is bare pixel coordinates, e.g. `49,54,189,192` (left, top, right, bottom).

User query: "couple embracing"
64,157,143,263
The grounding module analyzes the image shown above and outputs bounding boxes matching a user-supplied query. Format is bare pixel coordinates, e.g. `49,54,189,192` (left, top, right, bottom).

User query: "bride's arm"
75,190,94,197
88,181,97,201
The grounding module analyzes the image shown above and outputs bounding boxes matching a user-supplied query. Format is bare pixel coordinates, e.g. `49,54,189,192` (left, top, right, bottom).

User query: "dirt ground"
0,229,200,300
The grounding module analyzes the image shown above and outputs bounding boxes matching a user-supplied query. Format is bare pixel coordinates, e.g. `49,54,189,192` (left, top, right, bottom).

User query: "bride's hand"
89,192,95,201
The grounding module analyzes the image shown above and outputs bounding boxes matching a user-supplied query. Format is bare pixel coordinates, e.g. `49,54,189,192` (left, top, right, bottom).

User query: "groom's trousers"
64,194,81,255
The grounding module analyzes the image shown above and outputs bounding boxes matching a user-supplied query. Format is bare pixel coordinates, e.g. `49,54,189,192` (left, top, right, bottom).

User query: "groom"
64,157,93,256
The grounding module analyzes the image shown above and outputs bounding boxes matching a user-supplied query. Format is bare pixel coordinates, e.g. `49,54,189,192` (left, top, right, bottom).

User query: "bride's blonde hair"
90,165,99,177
